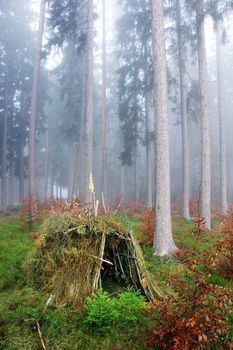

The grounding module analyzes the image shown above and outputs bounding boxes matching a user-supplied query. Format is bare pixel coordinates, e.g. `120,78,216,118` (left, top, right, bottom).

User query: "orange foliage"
190,216,207,239
171,197,199,217
139,208,155,245
19,196,82,230
147,275,232,350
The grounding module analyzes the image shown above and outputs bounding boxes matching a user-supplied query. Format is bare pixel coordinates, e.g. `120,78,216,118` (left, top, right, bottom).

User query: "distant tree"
84,0,94,202
151,0,177,255
29,0,46,219
207,0,230,215
101,0,108,203
117,0,153,204
175,0,190,219
195,0,211,229
216,20,227,214
0,0,35,208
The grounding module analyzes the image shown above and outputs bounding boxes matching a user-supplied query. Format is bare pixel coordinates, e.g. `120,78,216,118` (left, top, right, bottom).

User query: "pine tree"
151,0,177,255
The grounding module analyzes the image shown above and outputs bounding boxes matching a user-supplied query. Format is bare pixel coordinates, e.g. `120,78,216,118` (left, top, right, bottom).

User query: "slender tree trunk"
196,0,211,229
84,0,94,203
120,165,125,196
176,0,190,219
29,0,46,219
9,164,14,206
50,167,54,198
151,0,177,256
19,93,26,203
101,0,108,203
68,143,78,201
19,127,25,202
216,21,227,215
1,80,8,211
78,55,87,201
134,149,139,203
56,183,59,199
44,106,49,201
145,91,153,208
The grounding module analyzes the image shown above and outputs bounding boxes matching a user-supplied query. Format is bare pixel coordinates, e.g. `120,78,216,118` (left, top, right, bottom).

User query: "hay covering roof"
25,211,161,310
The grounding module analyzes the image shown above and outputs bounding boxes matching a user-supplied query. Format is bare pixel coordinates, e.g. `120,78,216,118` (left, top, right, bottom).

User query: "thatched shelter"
25,211,160,310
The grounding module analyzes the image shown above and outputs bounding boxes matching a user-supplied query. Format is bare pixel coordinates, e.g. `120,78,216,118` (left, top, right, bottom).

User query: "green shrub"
117,288,147,327
83,289,148,333
84,291,119,332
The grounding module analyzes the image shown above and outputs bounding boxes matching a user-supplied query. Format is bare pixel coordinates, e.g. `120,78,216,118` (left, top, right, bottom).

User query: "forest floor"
0,212,232,349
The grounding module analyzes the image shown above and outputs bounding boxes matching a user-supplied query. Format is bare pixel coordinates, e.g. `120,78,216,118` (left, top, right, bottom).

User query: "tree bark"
216,21,227,215
196,0,211,229
134,149,139,203
145,91,153,208
120,164,125,196
1,78,8,211
9,164,14,206
78,54,87,201
19,127,25,202
151,0,177,255
29,0,46,219
44,105,49,201
176,0,190,219
101,0,108,203
84,0,94,203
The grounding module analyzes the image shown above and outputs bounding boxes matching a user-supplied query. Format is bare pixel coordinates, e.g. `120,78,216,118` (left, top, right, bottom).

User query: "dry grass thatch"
25,210,161,310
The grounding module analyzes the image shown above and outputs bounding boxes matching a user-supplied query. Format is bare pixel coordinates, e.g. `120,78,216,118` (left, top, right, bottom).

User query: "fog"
1,0,233,215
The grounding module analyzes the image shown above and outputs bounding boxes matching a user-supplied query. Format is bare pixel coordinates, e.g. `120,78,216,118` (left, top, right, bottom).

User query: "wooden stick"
88,254,113,265
101,192,107,213
94,200,99,217
114,196,124,215
36,321,47,350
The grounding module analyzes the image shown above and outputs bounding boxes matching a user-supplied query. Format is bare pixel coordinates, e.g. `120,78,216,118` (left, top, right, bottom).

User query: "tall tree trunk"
176,0,190,219
29,0,46,219
68,143,78,201
1,80,8,211
120,165,125,196
84,0,94,203
9,164,14,206
19,127,25,202
50,166,54,198
78,54,87,201
134,149,139,203
44,105,49,201
145,91,153,208
101,0,108,203
151,0,177,256
216,21,227,215
196,0,211,229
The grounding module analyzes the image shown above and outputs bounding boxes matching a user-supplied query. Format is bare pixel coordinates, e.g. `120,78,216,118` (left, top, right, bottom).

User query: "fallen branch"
36,320,47,350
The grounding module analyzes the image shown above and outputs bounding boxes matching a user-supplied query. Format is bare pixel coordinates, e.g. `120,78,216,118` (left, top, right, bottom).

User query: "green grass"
0,213,232,349
0,216,33,290
0,214,152,350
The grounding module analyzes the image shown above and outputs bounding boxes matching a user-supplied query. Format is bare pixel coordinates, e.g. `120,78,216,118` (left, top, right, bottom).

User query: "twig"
114,196,124,215
88,254,113,265
36,321,47,350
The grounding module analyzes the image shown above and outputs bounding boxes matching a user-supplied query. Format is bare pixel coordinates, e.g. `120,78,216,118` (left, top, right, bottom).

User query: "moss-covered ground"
0,212,232,349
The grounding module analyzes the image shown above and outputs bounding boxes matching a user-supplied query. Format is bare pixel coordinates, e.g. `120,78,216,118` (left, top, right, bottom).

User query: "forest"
0,0,233,349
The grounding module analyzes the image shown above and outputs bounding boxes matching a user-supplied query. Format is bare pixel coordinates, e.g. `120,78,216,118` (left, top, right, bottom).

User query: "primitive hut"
25,210,160,310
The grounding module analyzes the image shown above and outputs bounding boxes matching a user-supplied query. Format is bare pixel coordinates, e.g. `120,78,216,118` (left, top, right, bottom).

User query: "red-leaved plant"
146,274,232,350
139,208,155,245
